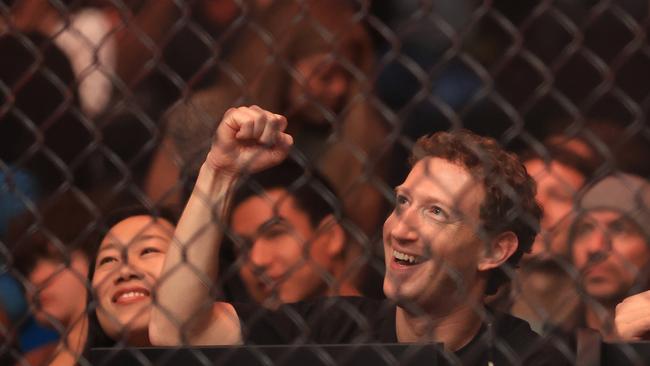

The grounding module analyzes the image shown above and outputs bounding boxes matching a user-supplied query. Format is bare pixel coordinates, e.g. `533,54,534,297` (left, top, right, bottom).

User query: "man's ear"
316,215,346,258
478,231,518,271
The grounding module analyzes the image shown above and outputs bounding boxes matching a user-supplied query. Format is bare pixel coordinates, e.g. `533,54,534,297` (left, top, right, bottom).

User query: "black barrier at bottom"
89,344,444,366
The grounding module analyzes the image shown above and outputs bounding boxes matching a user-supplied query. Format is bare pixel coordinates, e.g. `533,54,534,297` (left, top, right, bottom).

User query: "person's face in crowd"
27,250,88,327
288,52,351,123
92,215,174,345
232,188,342,308
572,210,650,304
383,157,488,310
524,158,585,257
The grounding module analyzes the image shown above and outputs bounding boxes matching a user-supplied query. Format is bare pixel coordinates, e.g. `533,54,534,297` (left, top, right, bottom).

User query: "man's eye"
428,206,449,221
262,227,287,239
396,195,408,206
574,221,594,237
608,220,637,236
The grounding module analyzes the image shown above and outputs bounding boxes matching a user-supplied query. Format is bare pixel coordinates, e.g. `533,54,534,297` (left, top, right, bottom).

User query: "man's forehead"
239,188,302,214
401,158,485,214
233,189,308,230
404,158,482,193
581,209,628,223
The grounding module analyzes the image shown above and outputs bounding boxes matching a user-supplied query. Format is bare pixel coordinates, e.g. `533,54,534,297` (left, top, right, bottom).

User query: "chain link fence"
2,0,650,365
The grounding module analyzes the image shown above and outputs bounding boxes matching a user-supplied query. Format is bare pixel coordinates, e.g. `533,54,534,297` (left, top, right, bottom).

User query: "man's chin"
382,281,399,302
586,286,627,305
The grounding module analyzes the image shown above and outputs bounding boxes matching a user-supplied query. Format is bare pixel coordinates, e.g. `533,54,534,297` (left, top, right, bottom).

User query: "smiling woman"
83,206,177,356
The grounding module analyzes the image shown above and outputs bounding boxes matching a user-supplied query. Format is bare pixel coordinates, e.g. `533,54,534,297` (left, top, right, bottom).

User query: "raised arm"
149,106,292,346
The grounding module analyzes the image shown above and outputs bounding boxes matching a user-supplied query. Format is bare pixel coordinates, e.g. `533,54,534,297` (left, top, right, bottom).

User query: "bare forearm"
149,106,292,346
151,162,237,344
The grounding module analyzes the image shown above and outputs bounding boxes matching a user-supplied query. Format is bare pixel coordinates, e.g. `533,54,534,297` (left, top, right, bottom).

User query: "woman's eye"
98,256,117,266
141,247,161,256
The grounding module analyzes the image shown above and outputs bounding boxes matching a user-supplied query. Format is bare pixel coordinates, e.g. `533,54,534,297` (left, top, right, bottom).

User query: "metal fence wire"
2,0,650,365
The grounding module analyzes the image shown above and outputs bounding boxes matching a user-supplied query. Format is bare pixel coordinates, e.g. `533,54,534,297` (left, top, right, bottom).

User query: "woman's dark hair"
82,205,178,354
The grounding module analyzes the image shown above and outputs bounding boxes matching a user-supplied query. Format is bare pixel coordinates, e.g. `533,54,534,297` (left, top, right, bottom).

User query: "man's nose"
248,240,274,270
586,228,611,253
328,73,348,100
390,208,419,243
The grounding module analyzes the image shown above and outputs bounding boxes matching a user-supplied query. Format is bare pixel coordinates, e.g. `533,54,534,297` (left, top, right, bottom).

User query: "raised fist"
206,106,293,175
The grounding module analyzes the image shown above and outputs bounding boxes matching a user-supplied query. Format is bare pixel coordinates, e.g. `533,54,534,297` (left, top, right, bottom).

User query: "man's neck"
327,280,361,297
585,299,617,338
395,302,483,351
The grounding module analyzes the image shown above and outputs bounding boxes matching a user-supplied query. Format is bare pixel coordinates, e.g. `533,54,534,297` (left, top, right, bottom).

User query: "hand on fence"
614,290,650,341
206,105,293,176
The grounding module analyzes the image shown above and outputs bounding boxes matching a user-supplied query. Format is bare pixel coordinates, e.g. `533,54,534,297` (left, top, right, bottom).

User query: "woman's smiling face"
91,215,174,345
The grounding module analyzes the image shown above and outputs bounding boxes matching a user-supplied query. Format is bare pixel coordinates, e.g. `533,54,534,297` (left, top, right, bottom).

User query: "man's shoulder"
491,311,572,365
493,311,538,337
280,296,395,331
234,296,397,344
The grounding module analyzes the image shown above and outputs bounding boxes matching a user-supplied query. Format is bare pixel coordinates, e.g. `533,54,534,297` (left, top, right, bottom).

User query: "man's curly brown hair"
409,130,542,295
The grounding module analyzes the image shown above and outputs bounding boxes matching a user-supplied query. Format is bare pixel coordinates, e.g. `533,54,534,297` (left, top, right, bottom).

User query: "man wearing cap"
570,173,650,338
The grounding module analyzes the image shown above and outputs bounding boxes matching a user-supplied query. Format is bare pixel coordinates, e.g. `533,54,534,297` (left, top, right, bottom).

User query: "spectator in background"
13,242,89,366
8,192,97,366
543,118,650,178
3,0,181,117
0,32,93,191
146,0,389,240
227,160,361,309
521,144,593,258
570,173,650,338
505,141,597,333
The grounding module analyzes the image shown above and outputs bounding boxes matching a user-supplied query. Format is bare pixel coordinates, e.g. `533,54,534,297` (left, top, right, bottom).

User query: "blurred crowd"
1,0,650,365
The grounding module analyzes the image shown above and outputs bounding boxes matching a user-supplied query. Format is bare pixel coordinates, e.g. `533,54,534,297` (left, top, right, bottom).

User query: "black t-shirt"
233,297,571,365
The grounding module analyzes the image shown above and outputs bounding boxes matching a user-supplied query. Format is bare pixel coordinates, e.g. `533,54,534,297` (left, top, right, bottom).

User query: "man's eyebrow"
256,216,289,235
394,186,408,194
395,185,455,208
607,216,636,229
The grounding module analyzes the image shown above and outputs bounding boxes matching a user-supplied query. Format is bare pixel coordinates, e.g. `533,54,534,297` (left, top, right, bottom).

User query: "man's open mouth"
392,249,423,265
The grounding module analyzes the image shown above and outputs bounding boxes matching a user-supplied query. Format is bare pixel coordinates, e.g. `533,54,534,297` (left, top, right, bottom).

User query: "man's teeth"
393,250,419,264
